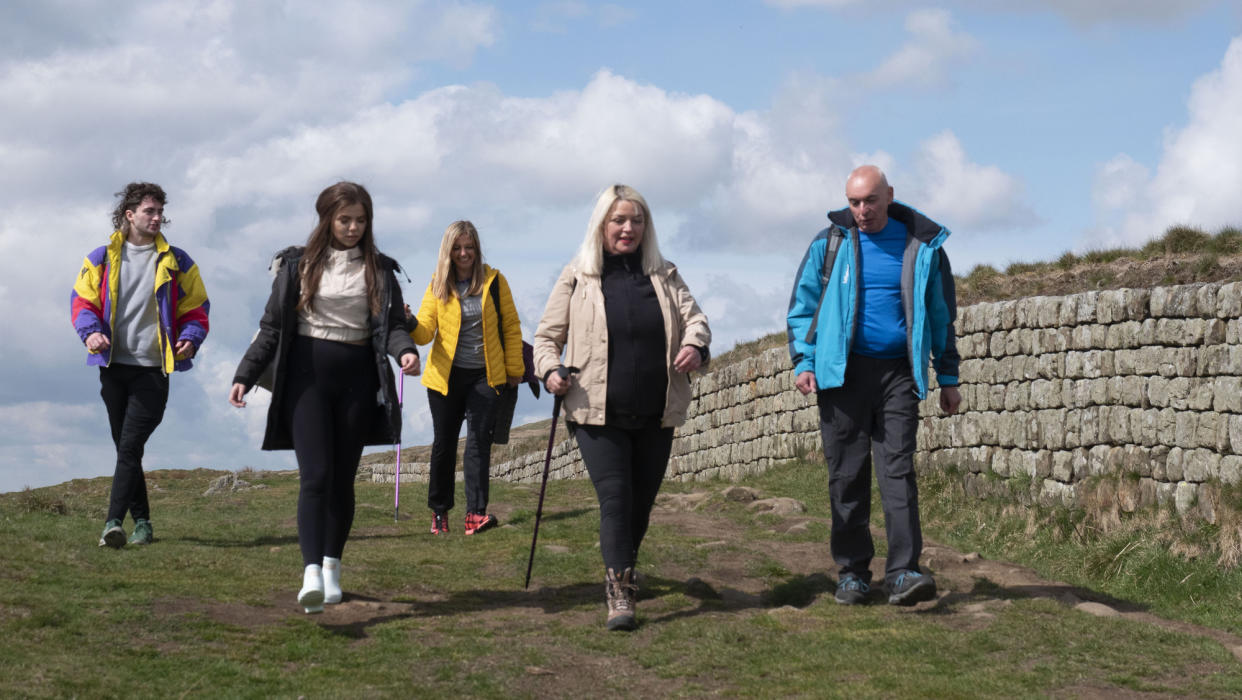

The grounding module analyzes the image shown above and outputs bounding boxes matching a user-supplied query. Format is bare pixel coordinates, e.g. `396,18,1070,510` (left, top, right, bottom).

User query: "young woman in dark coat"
229,182,420,613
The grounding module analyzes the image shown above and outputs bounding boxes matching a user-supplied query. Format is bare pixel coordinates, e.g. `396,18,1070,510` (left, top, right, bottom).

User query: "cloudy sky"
3,0,1240,493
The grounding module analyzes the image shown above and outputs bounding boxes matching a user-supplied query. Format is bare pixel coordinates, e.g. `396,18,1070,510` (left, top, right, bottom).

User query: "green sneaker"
129,519,153,545
99,519,126,548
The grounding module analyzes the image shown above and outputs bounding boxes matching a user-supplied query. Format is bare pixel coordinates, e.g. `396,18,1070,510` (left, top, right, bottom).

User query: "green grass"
916,466,1242,634
4,461,1242,697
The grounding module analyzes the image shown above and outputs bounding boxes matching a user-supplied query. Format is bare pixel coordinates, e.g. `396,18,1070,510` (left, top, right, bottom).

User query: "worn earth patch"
147,488,1242,696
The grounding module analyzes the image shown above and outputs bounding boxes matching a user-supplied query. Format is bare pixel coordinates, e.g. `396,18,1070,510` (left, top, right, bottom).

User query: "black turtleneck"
602,251,667,425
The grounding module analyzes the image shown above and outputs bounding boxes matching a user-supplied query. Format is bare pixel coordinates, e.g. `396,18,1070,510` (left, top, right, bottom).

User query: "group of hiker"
71,166,961,630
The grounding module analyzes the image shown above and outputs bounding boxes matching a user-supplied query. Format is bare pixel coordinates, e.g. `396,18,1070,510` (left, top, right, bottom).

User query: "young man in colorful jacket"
786,165,961,606
70,182,210,548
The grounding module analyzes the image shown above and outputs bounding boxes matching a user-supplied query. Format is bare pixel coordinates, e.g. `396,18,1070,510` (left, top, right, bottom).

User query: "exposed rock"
1074,601,1119,617
203,472,268,496
748,497,807,515
722,486,760,503
658,492,712,511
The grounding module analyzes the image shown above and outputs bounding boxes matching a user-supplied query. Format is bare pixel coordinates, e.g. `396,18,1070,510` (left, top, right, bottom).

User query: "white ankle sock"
323,557,342,604
298,564,324,613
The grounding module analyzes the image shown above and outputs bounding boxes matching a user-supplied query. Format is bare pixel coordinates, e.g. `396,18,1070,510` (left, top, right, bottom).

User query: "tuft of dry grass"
13,488,67,516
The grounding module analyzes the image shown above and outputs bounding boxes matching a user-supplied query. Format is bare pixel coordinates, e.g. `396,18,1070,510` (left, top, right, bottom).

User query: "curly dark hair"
111,182,169,231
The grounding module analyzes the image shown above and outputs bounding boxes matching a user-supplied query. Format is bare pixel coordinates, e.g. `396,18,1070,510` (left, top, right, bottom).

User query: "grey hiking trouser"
817,354,922,586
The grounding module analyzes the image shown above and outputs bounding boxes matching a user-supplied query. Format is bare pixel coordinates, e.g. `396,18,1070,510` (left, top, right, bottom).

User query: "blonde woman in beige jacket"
534,184,711,631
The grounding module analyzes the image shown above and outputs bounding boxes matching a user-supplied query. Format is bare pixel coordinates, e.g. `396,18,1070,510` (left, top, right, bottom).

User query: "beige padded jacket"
533,260,711,427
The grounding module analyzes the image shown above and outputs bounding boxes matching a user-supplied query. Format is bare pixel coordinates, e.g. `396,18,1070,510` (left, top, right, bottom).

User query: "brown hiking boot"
605,567,637,631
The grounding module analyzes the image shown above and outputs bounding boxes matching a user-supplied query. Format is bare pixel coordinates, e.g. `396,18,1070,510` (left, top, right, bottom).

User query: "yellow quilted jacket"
410,265,525,395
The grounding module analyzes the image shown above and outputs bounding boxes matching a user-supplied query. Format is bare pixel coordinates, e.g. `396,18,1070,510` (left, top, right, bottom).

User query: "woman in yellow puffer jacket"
410,221,524,536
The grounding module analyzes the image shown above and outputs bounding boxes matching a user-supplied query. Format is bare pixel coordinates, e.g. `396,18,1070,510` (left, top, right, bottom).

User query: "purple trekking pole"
524,366,577,589
394,372,404,522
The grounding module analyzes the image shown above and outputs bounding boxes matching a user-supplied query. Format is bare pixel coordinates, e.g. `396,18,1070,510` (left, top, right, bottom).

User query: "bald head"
846,165,894,233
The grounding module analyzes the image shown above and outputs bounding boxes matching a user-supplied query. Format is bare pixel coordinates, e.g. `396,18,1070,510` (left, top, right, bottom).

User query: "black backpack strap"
803,228,844,344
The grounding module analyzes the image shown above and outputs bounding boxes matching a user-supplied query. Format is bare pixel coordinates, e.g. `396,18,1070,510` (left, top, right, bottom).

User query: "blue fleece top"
853,218,907,359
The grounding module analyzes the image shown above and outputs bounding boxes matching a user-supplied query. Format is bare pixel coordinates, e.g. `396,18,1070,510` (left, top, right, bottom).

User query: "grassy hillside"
5,459,1242,697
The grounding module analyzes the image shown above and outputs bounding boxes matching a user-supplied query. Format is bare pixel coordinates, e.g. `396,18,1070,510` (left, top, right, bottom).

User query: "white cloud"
1005,0,1218,25
0,3,1039,492
697,273,790,354
1093,36,1242,245
906,130,1034,231
530,1,635,33
1092,154,1149,212
863,9,976,89
762,0,1219,24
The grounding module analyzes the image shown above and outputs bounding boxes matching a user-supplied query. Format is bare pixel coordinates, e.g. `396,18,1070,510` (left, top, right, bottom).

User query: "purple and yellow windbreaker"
70,231,210,373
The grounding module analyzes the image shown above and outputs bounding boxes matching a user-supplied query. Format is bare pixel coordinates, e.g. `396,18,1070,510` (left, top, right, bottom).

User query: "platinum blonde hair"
572,184,665,276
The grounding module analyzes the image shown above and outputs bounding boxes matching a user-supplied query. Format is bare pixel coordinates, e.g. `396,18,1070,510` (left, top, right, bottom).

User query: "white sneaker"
323,557,342,604
298,564,325,614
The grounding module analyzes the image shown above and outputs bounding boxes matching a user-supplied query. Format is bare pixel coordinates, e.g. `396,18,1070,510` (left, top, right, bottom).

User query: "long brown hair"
297,181,383,316
430,220,485,302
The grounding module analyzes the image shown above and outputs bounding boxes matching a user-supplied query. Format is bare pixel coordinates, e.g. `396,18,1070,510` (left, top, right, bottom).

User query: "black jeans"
427,366,498,514
282,336,377,566
817,354,922,586
99,363,169,524
572,420,674,572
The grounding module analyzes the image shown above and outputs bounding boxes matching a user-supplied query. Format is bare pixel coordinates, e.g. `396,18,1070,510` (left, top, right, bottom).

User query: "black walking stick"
525,366,577,589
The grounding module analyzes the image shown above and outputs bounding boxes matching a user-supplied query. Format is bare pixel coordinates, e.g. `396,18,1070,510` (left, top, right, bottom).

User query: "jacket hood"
827,201,948,245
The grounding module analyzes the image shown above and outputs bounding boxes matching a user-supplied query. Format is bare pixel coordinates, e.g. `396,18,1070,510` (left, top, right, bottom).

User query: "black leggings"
282,336,378,566
427,366,498,514
571,420,674,572
100,364,168,524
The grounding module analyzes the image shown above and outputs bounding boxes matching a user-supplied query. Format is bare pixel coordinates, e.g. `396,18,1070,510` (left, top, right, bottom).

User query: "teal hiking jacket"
786,201,960,398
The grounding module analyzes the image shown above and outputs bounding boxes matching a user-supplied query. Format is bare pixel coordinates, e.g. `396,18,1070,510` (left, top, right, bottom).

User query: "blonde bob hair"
572,184,666,276
431,220,485,302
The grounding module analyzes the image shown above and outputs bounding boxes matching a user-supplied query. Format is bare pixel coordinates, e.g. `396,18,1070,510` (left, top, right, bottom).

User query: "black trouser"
817,354,922,586
282,336,377,566
427,366,497,514
572,420,675,572
100,363,169,524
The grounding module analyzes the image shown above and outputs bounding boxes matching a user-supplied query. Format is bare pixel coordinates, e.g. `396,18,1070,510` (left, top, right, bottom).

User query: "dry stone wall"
384,281,1242,521
923,282,1242,518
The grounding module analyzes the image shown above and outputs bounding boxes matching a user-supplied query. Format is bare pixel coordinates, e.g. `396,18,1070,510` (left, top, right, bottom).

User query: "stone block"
1205,319,1227,345
1051,451,1073,482
1156,318,1204,347
1106,321,1141,350
1175,412,1199,449
1221,456,1242,485
1196,283,1222,318
1174,482,1198,516
1217,282,1242,319
1166,446,1188,482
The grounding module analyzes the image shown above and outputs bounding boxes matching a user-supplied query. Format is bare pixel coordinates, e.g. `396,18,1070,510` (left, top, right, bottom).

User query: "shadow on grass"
180,532,411,548
310,572,795,640
503,507,595,527
405,573,779,626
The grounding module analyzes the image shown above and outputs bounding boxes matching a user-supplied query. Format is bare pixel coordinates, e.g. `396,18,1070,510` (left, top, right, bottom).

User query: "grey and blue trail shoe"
887,570,937,606
834,574,871,605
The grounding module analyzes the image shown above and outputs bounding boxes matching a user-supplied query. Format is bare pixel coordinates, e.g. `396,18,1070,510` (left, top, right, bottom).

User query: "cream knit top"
297,246,370,343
